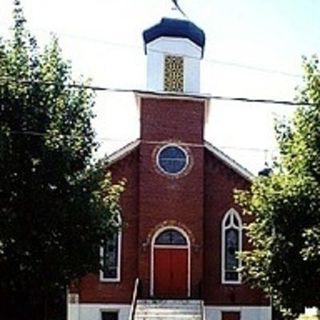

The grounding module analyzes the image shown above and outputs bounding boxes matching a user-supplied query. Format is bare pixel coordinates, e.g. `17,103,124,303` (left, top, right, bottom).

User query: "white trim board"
105,139,140,167
69,303,130,320
134,90,211,102
204,141,253,181
205,305,272,320
70,304,271,320
104,138,253,183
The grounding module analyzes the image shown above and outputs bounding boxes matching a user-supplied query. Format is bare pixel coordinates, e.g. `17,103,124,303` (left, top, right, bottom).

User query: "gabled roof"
204,141,253,181
105,139,140,167
105,139,253,181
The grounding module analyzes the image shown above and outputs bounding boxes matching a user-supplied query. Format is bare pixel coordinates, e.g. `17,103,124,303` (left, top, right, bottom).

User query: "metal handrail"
129,278,140,320
200,300,206,320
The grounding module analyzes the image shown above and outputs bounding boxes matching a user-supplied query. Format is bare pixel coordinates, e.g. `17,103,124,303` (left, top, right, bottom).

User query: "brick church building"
68,15,271,320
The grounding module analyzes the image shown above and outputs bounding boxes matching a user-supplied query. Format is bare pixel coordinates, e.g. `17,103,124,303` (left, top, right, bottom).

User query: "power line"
56,33,302,78
144,46,302,78
60,36,303,79
217,145,277,153
0,21,302,79
8,131,277,153
0,77,311,106
203,57,302,78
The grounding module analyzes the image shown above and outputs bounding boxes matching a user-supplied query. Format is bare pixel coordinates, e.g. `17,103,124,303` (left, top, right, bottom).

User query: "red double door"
154,248,188,298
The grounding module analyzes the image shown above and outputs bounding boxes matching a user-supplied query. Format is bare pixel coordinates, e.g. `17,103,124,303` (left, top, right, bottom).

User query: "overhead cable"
0,77,311,106
0,21,302,79
8,131,276,153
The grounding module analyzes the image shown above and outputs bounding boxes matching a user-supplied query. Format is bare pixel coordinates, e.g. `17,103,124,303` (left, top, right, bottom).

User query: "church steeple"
143,17,205,93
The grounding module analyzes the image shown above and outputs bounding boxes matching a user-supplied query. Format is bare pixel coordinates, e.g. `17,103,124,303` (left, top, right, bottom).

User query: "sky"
1,0,320,174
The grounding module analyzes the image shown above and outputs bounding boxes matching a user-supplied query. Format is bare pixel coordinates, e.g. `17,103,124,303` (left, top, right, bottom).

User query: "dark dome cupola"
143,17,205,93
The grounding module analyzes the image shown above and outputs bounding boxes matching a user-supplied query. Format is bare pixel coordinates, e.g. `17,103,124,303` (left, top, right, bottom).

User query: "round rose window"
156,145,189,175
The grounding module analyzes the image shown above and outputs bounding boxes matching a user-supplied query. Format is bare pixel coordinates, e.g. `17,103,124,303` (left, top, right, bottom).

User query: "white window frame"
221,208,242,284
100,229,122,282
156,144,189,176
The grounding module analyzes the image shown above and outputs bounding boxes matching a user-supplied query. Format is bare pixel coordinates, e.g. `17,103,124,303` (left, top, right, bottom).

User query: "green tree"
0,2,123,319
236,56,320,319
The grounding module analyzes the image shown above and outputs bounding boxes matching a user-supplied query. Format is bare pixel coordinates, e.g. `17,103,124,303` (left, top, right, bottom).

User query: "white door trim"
150,225,191,297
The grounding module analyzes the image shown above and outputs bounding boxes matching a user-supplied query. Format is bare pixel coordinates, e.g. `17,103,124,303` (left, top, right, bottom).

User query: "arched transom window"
222,209,242,283
155,229,187,246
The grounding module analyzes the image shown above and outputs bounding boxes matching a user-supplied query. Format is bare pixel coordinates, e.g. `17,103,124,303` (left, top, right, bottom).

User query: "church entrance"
151,228,189,298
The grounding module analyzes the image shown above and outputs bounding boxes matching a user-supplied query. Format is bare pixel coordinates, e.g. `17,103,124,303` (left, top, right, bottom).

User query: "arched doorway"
151,227,190,298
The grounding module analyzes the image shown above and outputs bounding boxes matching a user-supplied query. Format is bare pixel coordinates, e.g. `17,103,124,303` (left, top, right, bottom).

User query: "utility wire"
0,76,311,106
0,21,302,79
9,131,276,153
56,33,302,78
146,47,302,78
203,58,302,78
217,145,277,153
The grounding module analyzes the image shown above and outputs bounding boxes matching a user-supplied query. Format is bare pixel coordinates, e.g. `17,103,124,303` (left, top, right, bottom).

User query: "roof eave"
204,141,254,181
105,139,140,168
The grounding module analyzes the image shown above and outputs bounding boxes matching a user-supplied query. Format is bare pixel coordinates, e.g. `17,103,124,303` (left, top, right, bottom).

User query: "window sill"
99,277,121,283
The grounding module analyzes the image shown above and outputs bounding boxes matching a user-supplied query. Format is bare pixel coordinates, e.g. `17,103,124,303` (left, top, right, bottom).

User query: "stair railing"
129,278,140,320
200,300,206,320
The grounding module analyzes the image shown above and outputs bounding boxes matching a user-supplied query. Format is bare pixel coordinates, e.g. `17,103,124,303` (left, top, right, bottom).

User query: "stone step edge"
137,300,202,304
135,316,201,319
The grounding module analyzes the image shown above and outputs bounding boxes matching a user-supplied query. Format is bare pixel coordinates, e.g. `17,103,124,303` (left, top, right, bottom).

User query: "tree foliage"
236,56,320,319
0,1,123,319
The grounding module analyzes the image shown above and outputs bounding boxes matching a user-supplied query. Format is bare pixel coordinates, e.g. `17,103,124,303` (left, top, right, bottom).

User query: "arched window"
155,229,187,245
101,216,122,282
222,209,242,283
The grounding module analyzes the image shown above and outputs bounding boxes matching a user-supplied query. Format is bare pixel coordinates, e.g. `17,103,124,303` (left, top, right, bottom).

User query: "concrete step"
137,299,201,305
135,317,201,320
136,306,201,311
135,315,201,320
134,300,203,320
135,299,202,306
136,311,200,316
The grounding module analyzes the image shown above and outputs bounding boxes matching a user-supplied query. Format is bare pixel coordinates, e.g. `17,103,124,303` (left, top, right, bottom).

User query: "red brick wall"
138,96,206,298
78,149,140,304
140,96,205,143
203,149,269,305
76,94,269,307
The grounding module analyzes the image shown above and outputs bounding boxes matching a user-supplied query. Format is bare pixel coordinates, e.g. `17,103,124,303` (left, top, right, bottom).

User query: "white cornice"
104,139,253,181
105,139,140,167
204,141,253,181
134,90,211,123
134,89,211,102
